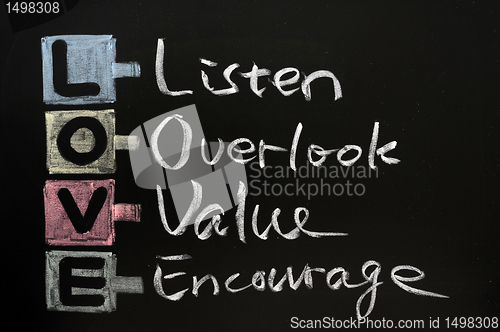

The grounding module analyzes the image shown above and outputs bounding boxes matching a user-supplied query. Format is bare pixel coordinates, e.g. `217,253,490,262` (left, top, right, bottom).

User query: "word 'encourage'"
154,256,448,320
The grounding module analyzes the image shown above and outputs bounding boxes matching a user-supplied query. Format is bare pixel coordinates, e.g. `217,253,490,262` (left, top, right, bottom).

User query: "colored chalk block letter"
46,251,144,313
41,35,140,105
45,110,138,174
44,179,140,246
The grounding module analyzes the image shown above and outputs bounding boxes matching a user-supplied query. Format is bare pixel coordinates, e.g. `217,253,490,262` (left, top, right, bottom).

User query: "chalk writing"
148,112,399,172
156,39,342,100
157,181,347,242
154,256,447,320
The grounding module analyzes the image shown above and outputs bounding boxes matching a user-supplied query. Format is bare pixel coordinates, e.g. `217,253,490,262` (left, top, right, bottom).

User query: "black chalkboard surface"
2,1,499,331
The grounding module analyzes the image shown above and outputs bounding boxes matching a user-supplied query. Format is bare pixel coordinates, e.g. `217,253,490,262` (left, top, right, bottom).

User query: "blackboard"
2,1,499,331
